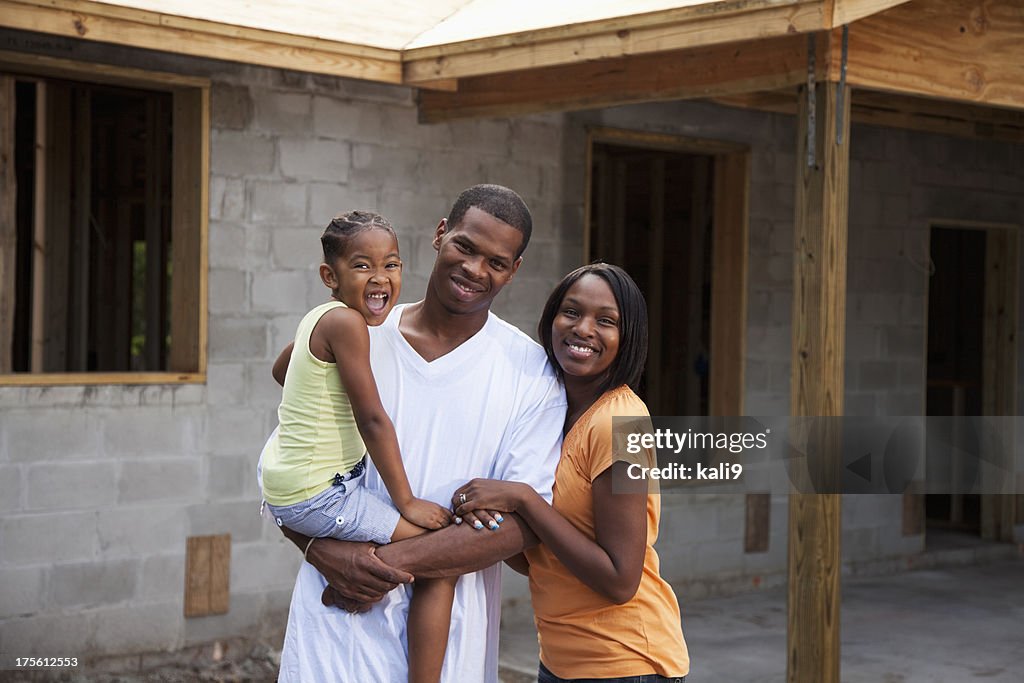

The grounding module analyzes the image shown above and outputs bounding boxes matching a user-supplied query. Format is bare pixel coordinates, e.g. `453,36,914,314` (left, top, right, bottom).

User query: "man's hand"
321,585,373,613
304,537,414,606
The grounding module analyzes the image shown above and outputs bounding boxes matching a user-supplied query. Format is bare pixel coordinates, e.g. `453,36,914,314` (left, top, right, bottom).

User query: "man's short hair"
447,184,533,258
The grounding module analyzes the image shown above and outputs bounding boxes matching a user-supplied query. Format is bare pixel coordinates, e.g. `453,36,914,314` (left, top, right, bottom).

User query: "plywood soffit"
0,0,913,85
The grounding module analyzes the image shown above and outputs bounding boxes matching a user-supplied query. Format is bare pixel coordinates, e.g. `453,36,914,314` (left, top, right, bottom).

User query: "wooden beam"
980,226,1018,542
712,88,1024,143
788,79,850,683
0,0,401,84
709,151,750,418
169,85,208,374
832,0,913,25
0,75,15,374
588,126,749,156
0,49,210,90
0,371,205,385
415,78,458,92
850,89,1024,141
420,34,811,123
404,0,826,83
844,0,1024,111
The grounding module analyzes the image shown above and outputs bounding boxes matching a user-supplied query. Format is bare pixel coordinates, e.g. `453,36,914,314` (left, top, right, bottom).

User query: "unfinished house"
1,0,1022,679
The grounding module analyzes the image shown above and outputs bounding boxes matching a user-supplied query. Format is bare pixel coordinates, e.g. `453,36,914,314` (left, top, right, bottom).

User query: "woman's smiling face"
551,274,621,382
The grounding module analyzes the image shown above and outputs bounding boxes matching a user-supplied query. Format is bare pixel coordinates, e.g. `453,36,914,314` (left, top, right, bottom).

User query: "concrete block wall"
0,30,573,660
3,27,1024,660
561,100,1024,587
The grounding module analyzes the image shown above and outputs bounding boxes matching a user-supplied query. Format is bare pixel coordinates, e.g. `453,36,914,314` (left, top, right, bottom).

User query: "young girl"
261,210,456,683
451,263,690,682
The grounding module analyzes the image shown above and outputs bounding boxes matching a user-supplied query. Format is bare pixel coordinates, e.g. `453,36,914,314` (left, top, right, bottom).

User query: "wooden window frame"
0,50,209,386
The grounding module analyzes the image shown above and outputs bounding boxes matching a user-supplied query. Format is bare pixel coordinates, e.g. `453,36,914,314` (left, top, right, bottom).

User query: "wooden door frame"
582,126,749,417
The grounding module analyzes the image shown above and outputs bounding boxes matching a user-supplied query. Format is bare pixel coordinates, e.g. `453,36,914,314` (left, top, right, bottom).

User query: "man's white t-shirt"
277,304,565,682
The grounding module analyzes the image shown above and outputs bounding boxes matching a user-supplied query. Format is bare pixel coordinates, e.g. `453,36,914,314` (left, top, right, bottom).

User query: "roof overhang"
0,0,911,85
3,0,1022,122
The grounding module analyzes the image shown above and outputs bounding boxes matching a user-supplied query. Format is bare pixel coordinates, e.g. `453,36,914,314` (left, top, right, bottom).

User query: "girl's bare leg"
407,576,457,683
390,517,457,683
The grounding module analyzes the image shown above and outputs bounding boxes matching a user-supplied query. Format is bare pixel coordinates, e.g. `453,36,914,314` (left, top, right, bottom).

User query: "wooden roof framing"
419,0,1024,122
3,0,1020,128
0,0,407,84
0,0,906,85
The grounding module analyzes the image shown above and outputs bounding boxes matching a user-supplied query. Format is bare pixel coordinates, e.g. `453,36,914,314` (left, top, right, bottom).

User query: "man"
269,184,566,682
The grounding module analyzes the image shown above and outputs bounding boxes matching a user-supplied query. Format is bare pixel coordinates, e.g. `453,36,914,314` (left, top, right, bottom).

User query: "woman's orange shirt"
525,385,690,679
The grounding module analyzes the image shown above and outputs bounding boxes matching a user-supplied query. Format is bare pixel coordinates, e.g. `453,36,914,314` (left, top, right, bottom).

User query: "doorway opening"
924,223,1018,548
584,128,748,418
588,143,711,415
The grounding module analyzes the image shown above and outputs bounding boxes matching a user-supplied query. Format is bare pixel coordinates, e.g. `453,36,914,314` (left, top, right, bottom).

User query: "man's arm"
376,512,537,578
283,514,538,610
280,525,412,604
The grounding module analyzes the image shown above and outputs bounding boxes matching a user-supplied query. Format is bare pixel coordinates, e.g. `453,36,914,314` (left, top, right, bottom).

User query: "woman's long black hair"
538,263,648,396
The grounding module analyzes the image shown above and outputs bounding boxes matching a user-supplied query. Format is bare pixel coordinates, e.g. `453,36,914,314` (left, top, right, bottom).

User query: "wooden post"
0,75,16,373
787,79,850,683
981,226,1019,541
169,86,208,374
709,151,749,417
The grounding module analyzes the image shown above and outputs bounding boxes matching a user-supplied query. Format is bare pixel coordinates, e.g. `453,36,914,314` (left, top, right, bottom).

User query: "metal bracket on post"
806,33,816,168
836,25,849,145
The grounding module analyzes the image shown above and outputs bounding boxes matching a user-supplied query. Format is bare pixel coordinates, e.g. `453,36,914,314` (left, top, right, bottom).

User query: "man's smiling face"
429,206,523,316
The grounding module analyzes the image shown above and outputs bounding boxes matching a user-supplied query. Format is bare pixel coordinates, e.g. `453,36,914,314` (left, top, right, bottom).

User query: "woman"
452,263,689,683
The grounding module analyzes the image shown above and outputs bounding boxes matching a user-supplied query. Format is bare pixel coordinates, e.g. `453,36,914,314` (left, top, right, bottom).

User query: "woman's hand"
451,479,533,531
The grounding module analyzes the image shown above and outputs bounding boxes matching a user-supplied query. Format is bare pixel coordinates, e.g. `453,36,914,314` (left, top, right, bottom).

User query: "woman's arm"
454,462,648,604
